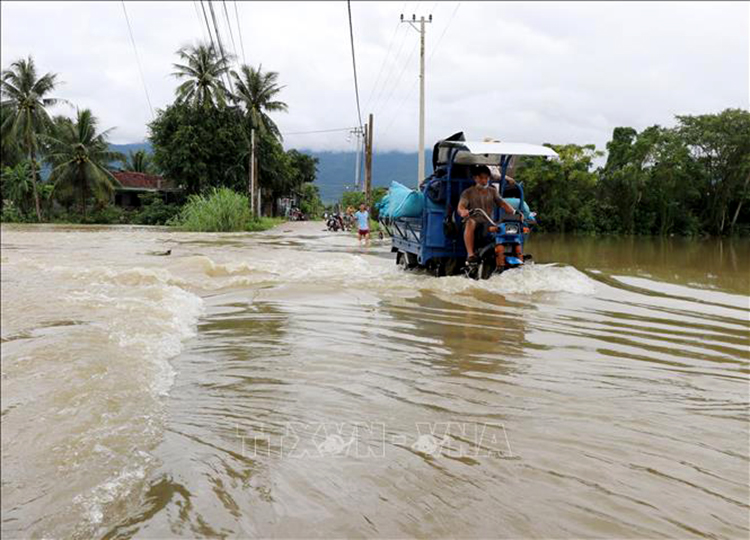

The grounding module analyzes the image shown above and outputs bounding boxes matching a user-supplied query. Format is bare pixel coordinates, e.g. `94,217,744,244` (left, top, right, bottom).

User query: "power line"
429,2,461,64
368,19,411,115
120,1,154,119
373,38,419,120
282,127,357,136
362,16,403,111
193,1,208,41
368,1,426,117
346,0,363,128
207,0,234,93
382,3,461,134
221,0,239,64
199,0,217,51
233,0,247,65
382,78,418,135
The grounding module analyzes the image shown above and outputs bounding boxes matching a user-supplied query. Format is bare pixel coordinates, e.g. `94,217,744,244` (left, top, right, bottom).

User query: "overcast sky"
1,1,748,155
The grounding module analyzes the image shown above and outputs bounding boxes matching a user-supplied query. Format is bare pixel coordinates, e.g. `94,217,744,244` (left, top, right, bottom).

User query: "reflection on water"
1,223,748,539
528,233,750,294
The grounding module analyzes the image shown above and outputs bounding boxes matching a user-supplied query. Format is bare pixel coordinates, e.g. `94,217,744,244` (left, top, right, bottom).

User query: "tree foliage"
231,64,288,139
149,101,249,194
1,161,34,216
119,149,157,174
1,56,64,219
512,108,750,236
44,109,123,219
172,43,230,109
150,46,319,217
299,182,324,217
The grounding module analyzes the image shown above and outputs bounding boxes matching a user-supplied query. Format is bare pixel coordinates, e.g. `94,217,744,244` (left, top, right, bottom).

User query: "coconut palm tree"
231,64,288,140
172,42,231,108
119,149,155,174
1,161,33,215
44,109,124,219
1,56,64,220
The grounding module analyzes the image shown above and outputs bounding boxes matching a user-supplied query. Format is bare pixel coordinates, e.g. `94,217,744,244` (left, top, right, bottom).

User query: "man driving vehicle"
457,164,518,263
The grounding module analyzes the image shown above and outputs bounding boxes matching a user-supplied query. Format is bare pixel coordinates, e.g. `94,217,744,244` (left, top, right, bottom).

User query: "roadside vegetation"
515,109,750,237
337,109,750,237
1,46,324,231
3,53,746,236
336,187,387,233
170,187,281,232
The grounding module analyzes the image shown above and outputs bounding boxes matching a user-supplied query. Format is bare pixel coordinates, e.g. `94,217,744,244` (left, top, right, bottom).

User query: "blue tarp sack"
384,181,424,218
375,195,390,215
504,197,533,220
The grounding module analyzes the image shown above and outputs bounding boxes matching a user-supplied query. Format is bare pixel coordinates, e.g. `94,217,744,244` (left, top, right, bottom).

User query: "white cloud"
1,1,747,153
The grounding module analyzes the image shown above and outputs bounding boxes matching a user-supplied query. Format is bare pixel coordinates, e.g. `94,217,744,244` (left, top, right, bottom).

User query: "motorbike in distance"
326,213,344,232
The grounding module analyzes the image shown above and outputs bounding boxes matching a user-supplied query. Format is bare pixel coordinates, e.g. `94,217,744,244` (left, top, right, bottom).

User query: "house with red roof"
111,171,182,207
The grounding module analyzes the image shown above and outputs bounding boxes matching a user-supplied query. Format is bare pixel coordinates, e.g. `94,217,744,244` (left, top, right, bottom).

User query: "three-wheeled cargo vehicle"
380,133,558,279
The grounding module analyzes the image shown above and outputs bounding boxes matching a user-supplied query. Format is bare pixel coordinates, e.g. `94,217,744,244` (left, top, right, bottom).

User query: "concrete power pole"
255,156,261,216
401,13,432,187
350,126,365,190
249,128,255,214
364,113,373,205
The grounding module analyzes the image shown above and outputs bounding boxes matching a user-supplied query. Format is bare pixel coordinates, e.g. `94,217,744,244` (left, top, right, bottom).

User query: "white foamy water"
170,249,599,299
1,227,204,538
2,222,748,539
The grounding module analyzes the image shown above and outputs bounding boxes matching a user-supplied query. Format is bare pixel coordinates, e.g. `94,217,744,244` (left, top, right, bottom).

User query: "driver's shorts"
464,218,492,243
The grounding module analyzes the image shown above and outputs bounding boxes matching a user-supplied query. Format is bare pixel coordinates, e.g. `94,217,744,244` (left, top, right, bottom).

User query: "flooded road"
2,222,748,539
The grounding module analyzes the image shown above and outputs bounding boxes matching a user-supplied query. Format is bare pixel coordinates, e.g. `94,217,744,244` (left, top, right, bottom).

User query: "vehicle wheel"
445,257,461,276
478,259,495,280
428,259,446,277
397,252,409,270
397,251,417,270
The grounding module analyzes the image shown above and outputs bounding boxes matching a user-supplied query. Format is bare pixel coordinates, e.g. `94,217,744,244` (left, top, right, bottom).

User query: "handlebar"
468,207,521,226
468,208,498,226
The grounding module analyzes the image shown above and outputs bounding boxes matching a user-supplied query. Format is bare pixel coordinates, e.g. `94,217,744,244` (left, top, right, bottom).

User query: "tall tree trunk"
28,147,42,221
730,200,743,232
730,174,749,232
81,172,87,221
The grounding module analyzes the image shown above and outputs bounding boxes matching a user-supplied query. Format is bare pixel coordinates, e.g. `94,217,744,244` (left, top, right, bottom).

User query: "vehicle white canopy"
434,139,558,165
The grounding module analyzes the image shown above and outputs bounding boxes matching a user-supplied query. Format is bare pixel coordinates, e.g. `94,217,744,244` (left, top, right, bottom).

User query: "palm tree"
231,64,288,139
172,43,230,108
119,149,155,174
44,109,124,219
1,161,33,215
1,56,64,220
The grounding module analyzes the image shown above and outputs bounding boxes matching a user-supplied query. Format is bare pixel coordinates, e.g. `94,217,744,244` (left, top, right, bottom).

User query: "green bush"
1,201,27,223
246,216,284,231
341,191,365,210
171,187,254,232
133,193,181,225
299,183,324,218
339,187,388,221
86,205,128,224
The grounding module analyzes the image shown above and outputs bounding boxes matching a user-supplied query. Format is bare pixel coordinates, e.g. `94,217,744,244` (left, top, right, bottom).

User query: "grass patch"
171,187,280,232
246,216,284,232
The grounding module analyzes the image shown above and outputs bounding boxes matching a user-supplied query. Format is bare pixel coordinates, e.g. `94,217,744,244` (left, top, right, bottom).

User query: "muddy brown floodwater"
1,221,748,539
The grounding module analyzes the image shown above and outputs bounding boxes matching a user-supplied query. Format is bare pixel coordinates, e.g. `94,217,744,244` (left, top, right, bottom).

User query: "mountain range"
109,143,429,202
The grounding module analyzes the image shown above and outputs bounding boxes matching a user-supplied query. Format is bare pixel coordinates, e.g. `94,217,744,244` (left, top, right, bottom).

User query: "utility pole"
249,128,255,214
350,126,365,190
255,156,261,216
364,113,373,205
401,12,432,187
